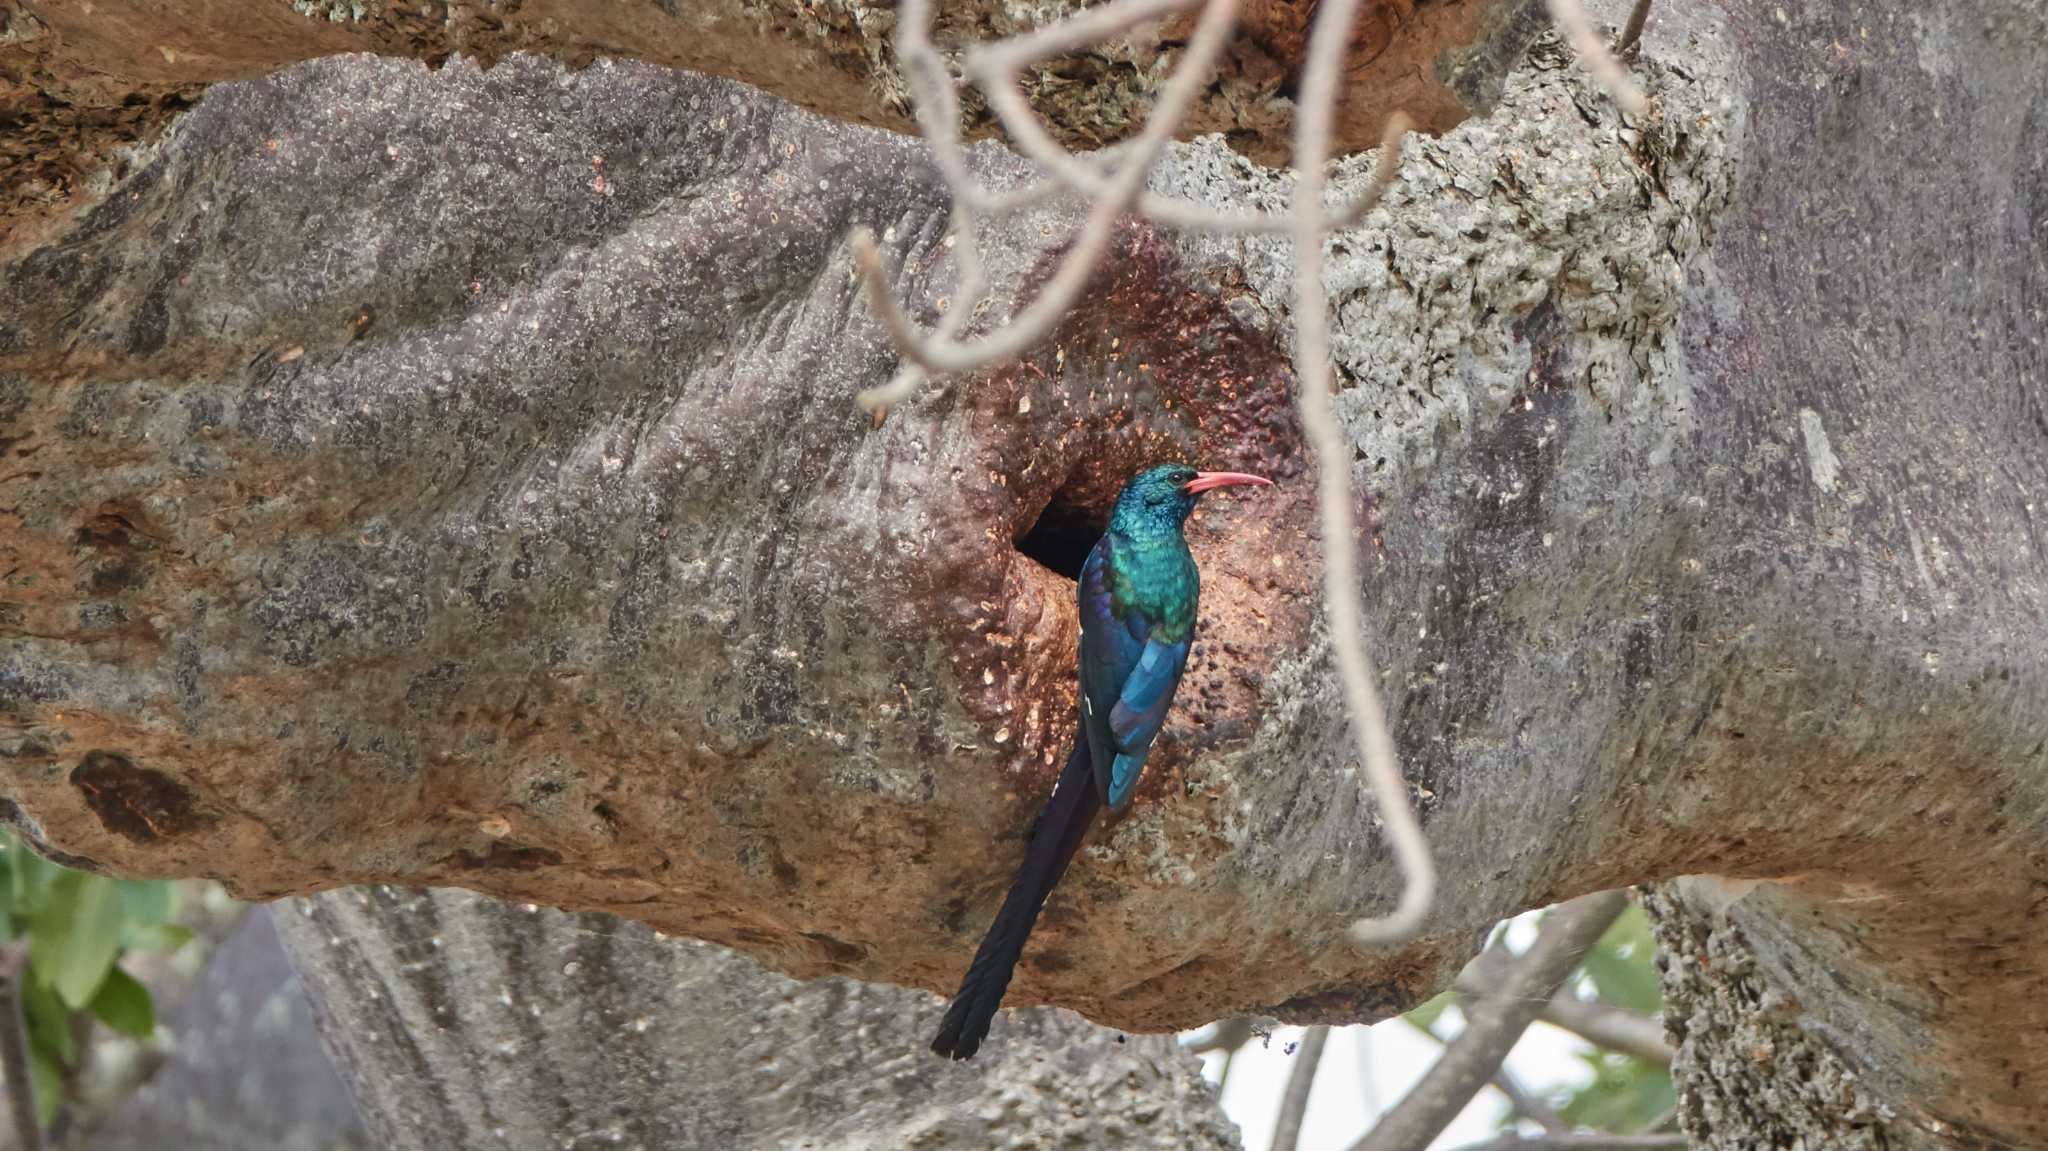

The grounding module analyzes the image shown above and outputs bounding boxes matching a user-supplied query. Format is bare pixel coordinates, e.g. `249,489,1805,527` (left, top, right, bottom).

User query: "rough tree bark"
0,0,1548,243
272,887,1237,1150
0,0,2043,1148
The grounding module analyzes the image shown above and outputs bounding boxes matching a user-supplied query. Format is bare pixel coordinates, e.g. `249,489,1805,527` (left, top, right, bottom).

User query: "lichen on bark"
1647,882,1930,1151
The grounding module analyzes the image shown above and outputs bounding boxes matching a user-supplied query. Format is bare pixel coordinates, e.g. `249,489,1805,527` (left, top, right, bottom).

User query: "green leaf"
28,872,124,1009
88,965,155,1039
114,880,175,929
121,922,195,954
1558,1052,1676,1132
29,1044,62,1128
1402,989,1458,1034
0,851,15,934
1579,906,1662,1013
22,978,76,1067
8,840,56,918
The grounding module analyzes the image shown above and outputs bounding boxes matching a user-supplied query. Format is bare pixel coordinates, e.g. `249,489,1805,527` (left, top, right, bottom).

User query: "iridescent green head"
1110,463,1273,531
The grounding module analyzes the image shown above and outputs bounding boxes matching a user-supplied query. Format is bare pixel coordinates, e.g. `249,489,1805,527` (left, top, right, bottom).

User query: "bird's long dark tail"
930,731,1102,1060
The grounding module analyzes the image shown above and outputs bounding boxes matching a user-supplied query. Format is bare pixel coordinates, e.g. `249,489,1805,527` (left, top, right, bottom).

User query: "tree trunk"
272,887,1237,1150
1,0,2042,1147
1645,882,1931,1151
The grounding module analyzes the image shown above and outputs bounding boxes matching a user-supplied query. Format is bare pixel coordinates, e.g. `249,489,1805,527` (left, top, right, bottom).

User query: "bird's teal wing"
1104,633,1190,809
1079,538,1132,796
1078,535,1195,812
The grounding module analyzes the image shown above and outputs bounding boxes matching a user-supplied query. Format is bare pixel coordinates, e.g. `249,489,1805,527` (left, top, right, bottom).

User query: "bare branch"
1615,0,1654,56
1493,1066,1570,1133
1458,941,1673,1064
1290,0,1436,946
1409,1007,1567,1132
1270,1025,1331,1151
1185,1015,1258,1056
1347,891,1631,1151
1544,0,1647,115
1538,991,1673,1066
0,943,44,1151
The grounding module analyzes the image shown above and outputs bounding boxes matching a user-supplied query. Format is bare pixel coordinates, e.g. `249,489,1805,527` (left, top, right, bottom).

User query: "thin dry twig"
962,0,1239,226
851,0,1010,414
879,0,1180,223
1270,1025,1331,1151
1544,0,1647,115
1290,0,1435,946
0,943,44,1151
975,85,1401,234
1615,0,1654,56
1537,990,1672,1065
1493,1066,1570,1133
968,10,1399,236
852,0,1243,383
1348,891,1631,1151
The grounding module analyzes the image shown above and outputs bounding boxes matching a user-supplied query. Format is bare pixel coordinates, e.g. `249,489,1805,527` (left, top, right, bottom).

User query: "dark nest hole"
1015,487,1107,582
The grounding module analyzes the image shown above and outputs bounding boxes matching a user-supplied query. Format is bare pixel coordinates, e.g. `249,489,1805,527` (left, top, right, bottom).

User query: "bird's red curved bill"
1182,471,1274,495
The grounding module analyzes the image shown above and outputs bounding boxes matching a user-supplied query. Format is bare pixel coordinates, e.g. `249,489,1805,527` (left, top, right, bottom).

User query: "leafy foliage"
1403,988,1458,1033
1556,1050,1674,1132
1547,905,1671,1132
1577,905,1662,1013
30,870,126,1009
1,833,187,1128
88,967,157,1040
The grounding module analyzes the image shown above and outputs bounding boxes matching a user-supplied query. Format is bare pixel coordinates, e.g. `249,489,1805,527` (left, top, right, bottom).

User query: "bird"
930,462,1273,1060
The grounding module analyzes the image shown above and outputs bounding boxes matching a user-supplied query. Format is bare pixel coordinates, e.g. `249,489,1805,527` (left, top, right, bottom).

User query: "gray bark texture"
271,886,1239,1151
1645,881,1922,1151
0,0,2043,1147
